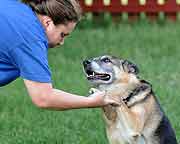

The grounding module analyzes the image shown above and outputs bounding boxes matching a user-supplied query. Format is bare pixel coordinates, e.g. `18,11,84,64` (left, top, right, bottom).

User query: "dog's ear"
122,60,139,75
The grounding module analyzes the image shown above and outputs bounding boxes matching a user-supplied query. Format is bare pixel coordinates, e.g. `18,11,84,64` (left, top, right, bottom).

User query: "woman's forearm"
24,79,116,111
44,89,103,110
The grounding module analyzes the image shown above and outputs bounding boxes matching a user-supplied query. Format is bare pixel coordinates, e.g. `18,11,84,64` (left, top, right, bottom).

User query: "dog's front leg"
104,89,148,134
118,101,147,141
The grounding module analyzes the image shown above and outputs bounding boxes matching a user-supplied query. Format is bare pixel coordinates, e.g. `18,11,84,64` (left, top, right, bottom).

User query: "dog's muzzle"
83,60,111,81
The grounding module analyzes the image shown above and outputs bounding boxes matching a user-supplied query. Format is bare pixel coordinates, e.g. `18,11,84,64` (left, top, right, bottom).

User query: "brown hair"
21,0,82,25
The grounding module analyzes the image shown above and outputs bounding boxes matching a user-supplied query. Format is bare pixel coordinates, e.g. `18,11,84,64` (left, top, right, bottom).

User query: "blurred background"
0,0,180,143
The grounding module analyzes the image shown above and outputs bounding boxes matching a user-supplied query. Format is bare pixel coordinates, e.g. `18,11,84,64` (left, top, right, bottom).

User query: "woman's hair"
21,0,82,25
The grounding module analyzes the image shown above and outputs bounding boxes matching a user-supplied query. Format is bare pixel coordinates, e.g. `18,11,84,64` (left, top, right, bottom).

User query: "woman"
0,0,116,110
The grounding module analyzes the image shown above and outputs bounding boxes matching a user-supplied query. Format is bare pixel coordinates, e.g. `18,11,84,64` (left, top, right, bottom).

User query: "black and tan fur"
83,55,177,144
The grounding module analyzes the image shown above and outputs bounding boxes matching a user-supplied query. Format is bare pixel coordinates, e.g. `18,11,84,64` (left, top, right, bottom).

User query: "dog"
83,55,177,144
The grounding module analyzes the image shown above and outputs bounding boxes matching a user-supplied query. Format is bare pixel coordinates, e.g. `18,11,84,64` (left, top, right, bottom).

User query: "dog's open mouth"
85,69,111,81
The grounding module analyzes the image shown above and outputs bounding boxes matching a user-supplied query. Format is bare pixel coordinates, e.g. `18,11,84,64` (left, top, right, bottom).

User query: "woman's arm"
23,79,112,110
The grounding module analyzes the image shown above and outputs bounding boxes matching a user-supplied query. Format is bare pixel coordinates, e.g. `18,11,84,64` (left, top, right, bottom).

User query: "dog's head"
83,55,139,87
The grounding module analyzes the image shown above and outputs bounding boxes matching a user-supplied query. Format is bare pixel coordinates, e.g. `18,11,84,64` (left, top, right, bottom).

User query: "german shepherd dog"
83,55,177,144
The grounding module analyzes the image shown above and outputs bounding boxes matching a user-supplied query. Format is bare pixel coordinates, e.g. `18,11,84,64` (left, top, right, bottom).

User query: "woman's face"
45,21,76,48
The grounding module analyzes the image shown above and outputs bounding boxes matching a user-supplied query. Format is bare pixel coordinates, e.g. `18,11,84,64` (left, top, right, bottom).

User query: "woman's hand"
88,88,120,107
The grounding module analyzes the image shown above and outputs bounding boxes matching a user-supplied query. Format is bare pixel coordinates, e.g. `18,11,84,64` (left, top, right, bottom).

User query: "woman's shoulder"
0,1,48,52
1,0,47,45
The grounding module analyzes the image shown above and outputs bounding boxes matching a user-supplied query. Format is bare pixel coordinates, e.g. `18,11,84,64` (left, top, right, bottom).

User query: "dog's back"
155,113,177,144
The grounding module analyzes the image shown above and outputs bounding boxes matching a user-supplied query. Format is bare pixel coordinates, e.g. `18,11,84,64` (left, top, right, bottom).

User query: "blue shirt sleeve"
10,41,52,83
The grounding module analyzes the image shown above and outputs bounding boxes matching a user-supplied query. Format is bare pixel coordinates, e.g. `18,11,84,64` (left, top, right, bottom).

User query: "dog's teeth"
92,72,95,76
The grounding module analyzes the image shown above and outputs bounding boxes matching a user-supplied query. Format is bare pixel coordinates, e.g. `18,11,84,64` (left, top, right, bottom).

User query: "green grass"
0,22,180,143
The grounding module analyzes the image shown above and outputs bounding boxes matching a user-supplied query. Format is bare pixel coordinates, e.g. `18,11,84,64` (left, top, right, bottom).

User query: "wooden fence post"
79,0,180,22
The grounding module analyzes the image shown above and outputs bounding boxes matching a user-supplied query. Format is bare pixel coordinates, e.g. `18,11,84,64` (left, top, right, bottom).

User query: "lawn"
0,21,180,143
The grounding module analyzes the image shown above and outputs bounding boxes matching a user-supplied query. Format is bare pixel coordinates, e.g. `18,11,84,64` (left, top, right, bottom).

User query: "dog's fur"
83,55,177,144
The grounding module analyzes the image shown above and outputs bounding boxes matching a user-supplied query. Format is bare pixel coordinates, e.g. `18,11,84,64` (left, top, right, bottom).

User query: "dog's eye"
101,57,111,63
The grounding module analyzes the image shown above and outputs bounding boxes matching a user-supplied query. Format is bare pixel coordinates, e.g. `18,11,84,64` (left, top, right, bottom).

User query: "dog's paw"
89,88,100,94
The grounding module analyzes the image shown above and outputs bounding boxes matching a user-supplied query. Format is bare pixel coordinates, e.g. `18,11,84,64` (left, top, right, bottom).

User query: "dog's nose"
83,60,91,67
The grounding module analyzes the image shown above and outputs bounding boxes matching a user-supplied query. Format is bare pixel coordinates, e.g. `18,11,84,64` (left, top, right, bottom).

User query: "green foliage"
0,22,180,143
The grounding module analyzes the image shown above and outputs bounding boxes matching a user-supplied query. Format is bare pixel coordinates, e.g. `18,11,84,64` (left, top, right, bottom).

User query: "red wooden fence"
79,0,180,21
